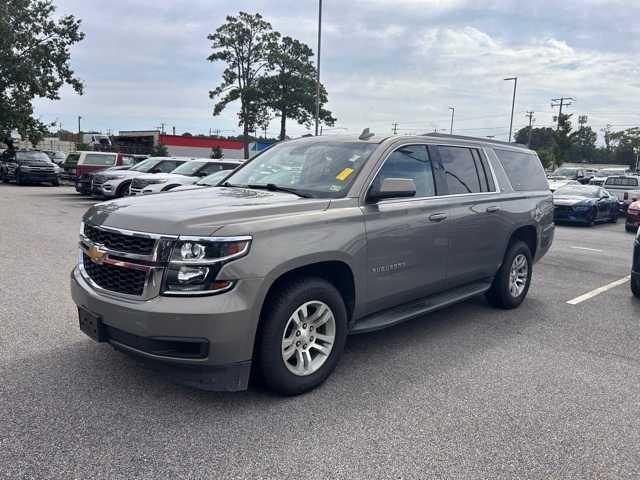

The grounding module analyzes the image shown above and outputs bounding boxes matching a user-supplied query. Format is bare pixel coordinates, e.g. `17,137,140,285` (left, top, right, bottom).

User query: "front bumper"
70,266,264,391
553,207,593,223
21,172,59,183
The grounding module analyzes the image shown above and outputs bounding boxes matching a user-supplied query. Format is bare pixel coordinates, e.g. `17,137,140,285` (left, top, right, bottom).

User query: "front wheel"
486,241,533,309
115,181,131,198
632,276,640,298
51,178,60,186
16,172,24,185
256,277,348,395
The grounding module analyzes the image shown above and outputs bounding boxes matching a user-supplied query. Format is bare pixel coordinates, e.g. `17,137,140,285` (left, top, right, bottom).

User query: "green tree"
515,126,555,151
207,12,277,159
151,143,168,157
1,0,84,145
609,127,640,166
553,113,573,166
569,125,597,162
259,36,336,140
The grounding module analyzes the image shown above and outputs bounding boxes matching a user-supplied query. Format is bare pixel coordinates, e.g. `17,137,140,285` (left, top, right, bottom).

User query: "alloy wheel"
508,254,529,298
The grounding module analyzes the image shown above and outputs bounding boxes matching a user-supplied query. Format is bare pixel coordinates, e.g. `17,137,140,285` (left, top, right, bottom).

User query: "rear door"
362,144,449,313
432,145,505,286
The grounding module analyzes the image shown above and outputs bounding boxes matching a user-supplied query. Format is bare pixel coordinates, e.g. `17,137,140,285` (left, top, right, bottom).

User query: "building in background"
159,134,245,159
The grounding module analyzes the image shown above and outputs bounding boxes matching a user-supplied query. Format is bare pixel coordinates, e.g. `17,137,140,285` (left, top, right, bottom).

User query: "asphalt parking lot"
1,184,639,479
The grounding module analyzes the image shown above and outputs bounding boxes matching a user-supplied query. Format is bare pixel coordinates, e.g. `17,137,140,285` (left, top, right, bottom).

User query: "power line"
392,122,399,134
525,111,535,148
551,97,575,130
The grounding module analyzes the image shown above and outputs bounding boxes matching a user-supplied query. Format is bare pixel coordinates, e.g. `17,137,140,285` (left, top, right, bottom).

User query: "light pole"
504,77,517,142
449,107,455,135
314,0,323,136
77,116,82,142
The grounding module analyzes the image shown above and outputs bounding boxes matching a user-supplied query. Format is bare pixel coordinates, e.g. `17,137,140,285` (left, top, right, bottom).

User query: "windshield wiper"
246,183,313,198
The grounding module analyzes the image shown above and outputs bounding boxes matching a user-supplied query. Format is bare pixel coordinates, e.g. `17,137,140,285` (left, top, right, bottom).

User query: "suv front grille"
83,254,147,296
92,174,106,186
84,224,155,255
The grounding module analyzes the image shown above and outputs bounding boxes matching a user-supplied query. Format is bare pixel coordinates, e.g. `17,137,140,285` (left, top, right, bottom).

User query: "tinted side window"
200,163,224,175
438,146,482,194
606,177,639,187
374,145,435,198
83,153,117,166
157,161,182,173
494,149,548,191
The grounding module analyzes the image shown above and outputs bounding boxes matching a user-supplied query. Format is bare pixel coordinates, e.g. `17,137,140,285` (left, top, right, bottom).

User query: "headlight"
162,236,251,295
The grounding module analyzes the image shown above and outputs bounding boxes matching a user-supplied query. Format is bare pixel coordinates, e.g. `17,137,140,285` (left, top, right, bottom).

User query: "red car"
626,200,640,232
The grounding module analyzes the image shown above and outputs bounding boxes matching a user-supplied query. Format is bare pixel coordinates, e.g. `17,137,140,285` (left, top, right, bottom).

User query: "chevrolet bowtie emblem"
87,245,107,263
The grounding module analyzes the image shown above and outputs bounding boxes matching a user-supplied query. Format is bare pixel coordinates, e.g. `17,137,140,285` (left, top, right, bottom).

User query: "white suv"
131,159,242,195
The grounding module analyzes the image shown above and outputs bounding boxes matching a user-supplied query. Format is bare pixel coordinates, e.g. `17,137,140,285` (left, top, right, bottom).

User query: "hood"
102,170,146,179
553,195,594,206
84,186,331,236
170,184,207,192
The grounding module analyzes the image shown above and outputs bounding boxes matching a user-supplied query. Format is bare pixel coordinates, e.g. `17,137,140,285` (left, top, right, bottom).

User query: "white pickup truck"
603,175,640,212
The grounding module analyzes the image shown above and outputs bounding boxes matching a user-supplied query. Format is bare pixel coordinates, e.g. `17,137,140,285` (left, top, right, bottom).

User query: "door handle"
428,213,447,222
486,206,501,213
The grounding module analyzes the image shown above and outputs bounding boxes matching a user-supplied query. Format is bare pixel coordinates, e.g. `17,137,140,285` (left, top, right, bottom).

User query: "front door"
361,144,449,315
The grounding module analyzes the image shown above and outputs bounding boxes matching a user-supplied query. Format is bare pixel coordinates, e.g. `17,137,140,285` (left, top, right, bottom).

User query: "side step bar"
350,280,492,335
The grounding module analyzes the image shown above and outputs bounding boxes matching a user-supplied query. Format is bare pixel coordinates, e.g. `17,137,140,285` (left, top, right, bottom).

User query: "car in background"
43,150,68,166
589,168,630,186
131,159,241,195
602,176,640,214
548,178,579,192
169,169,233,192
553,184,619,225
62,151,124,188
626,200,640,233
91,157,190,198
73,153,142,194
0,149,61,186
548,166,593,184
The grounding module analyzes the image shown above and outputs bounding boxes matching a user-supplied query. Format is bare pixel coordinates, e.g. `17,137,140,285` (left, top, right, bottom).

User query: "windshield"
197,170,230,186
171,161,208,176
555,185,600,198
129,158,160,172
16,151,52,163
224,141,377,198
552,167,579,177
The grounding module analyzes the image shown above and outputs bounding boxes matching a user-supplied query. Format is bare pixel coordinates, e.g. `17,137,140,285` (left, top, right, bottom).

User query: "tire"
256,277,348,395
16,172,24,185
609,212,618,223
486,240,533,310
0,169,6,183
51,178,60,187
632,276,640,298
627,225,636,233
115,181,131,198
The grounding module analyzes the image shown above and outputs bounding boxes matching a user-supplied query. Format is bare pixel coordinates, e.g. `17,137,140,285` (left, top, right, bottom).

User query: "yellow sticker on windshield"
336,167,354,181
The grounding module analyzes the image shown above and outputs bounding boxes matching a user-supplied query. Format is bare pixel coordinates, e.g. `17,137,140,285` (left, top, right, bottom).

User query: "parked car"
549,166,593,184
75,156,145,195
553,184,619,225
170,169,234,192
0,149,61,185
602,175,640,213
632,230,640,297
71,133,554,395
548,178,579,192
43,150,68,166
589,168,630,186
62,151,125,191
626,200,640,232
132,159,242,195
91,157,191,198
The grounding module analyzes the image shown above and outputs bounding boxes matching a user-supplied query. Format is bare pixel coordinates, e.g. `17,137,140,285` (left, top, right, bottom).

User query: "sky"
35,0,640,142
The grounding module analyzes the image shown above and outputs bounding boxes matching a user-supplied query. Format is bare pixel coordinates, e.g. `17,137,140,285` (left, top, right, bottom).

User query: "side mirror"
368,177,416,202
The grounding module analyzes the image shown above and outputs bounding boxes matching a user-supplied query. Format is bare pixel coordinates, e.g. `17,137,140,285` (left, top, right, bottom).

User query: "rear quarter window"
83,153,117,166
65,153,80,165
494,149,548,191
605,177,639,187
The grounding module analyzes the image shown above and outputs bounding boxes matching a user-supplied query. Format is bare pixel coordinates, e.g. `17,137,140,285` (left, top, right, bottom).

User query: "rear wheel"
632,276,640,298
486,240,533,309
256,277,348,395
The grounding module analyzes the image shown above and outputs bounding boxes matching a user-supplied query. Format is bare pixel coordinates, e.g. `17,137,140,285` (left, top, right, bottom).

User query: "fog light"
177,266,209,283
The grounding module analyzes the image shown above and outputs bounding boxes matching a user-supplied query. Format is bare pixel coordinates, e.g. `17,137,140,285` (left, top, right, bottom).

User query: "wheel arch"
508,224,538,259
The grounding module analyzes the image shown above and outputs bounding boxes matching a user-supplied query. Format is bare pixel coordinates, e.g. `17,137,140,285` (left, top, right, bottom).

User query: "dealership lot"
1,185,639,479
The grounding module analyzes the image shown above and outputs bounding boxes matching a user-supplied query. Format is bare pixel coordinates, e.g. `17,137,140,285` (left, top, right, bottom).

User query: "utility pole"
392,122,399,135
77,115,82,142
449,107,455,135
172,126,176,135
525,111,535,148
551,97,575,130
504,77,517,142
314,0,323,136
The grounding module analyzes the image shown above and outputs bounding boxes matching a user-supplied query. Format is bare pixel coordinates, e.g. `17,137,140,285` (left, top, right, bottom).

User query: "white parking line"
570,246,603,253
566,276,631,305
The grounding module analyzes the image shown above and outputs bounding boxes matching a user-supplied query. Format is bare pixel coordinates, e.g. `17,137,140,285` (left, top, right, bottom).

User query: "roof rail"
421,132,528,148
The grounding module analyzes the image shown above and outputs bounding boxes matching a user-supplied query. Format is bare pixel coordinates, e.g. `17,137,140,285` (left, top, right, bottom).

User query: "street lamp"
314,0,323,136
504,77,517,142
449,107,455,135
78,115,82,142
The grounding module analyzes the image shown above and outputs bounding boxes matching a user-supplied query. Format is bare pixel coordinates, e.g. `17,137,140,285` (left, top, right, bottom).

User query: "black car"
0,150,60,186
553,184,619,225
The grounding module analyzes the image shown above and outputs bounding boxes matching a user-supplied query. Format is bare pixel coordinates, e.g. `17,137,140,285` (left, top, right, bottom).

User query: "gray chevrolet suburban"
71,133,554,395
